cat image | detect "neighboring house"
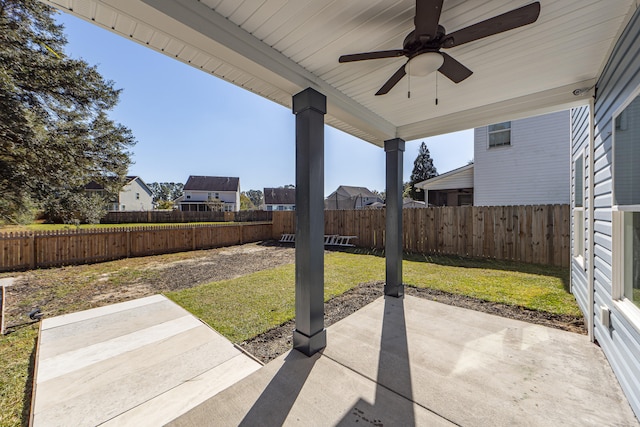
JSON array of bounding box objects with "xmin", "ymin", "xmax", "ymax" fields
[
  {"xmin": 179, "ymin": 176, "xmax": 240, "ymax": 212},
  {"xmin": 416, "ymin": 110, "xmax": 570, "ymax": 206},
  {"xmin": 324, "ymin": 186, "xmax": 383, "ymax": 210},
  {"xmin": 263, "ymin": 187, "xmax": 295, "ymax": 211},
  {"xmin": 84, "ymin": 176, "xmax": 153, "ymax": 212},
  {"xmin": 403, "ymin": 198, "xmax": 426, "ymax": 209},
  {"xmin": 570, "ymin": 11, "xmax": 640, "ymax": 418},
  {"xmin": 417, "ymin": 164, "xmax": 474, "ymax": 207}
]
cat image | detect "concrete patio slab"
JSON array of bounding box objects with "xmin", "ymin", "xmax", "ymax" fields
[
  {"xmin": 171, "ymin": 295, "xmax": 638, "ymax": 427},
  {"xmin": 31, "ymin": 295, "xmax": 261, "ymax": 427}
]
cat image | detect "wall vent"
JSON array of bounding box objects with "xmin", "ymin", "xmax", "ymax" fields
[{"xmin": 600, "ymin": 306, "xmax": 611, "ymax": 328}]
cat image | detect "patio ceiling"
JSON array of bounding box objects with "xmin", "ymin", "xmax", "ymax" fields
[{"xmin": 44, "ymin": 0, "xmax": 636, "ymax": 146}]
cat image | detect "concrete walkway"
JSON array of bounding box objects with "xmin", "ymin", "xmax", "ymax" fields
[
  {"xmin": 170, "ymin": 296, "xmax": 638, "ymax": 426},
  {"xmin": 31, "ymin": 295, "xmax": 261, "ymax": 426}
]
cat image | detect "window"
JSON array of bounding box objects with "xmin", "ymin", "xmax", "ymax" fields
[
  {"xmin": 458, "ymin": 194, "xmax": 473, "ymax": 206},
  {"xmin": 488, "ymin": 122, "xmax": 511, "ymax": 147},
  {"xmin": 573, "ymin": 154, "xmax": 585, "ymax": 261},
  {"xmin": 612, "ymin": 88, "xmax": 640, "ymax": 313}
]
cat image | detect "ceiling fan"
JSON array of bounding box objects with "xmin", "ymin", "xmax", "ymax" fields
[{"xmin": 338, "ymin": 1, "xmax": 541, "ymax": 95}]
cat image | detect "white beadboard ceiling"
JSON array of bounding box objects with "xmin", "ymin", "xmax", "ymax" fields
[{"xmin": 43, "ymin": 0, "xmax": 637, "ymax": 146}]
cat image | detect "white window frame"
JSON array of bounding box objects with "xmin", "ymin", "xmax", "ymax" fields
[
  {"xmin": 611, "ymin": 83, "xmax": 640, "ymax": 326},
  {"xmin": 573, "ymin": 152, "xmax": 585, "ymax": 266},
  {"xmin": 488, "ymin": 122, "xmax": 511, "ymax": 148}
]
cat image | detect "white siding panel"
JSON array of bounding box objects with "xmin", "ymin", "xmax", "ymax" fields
[
  {"xmin": 593, "ymin": 232, "xmax": 612, "ymax": 252},
  {"xmin": 474, "ymin": 110, "xmax": 570, "ymax": 206},
  {"xmin": 419, "ymin": 166, "xmax": 473, "ymax": 191},
  {"xmin": 586, "ymin": 6, "xmax": 640, "ymax": 417},
  {"xmin": 570, "ymin": 105, "xmax": 590, "ymax": 318}
]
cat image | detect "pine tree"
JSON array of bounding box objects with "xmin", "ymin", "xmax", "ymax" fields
[
  {"xmin": 409, "ymin": 142, "xmax": 438, "ymax": 200},
  {"xmin": 0, "ymin": 0, "xmax": 135, "ymax": 222}
]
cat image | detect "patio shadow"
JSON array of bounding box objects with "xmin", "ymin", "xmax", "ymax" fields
[
  {"xmin": 238, "ymin": 349, "xmax": 318, "ymax": 426},
  {"xmin": 337, "ymin": 295, "xmax": 417, "ymax": 426}
]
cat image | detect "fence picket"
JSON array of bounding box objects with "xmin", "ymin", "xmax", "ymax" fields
[{"xmin": 0, "ymin": 206, "xmax": 569, "ymax": 271}]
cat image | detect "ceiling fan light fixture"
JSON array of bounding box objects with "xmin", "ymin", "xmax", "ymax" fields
[{"xmin": 407, "ymin": 52, "xmax": 444, "ymax": 76}]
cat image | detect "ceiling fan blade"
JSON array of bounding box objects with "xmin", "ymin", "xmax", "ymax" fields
[
  {"xmin": 444, "ymin": 2, "xmax": 541, "ymax": 48},
  {"xmin": 415, "ymin": 0, "xmax": 444, "ymax": 40},
  {"xmin": 438, "ymin": 52, "xmax": 473, "ymax": 83},
  {"xmin": 339, "ymin": 50, "xmax": 405, "ymax": 63},
  {"xmin": 375, "ymin": 64, "xmax": 407, "ymax": 95}
]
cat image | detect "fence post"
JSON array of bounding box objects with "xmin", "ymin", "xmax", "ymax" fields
[
  {"xmin": 191, "ymin": 227, "xmax": 196, "ymax": 251},
  {"xmin": 239, "ymin": 223, "xmax": 243, "ymax": 245}
]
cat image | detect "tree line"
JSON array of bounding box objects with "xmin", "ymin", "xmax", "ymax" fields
[{"xmin": 1, "ymin": 0, "xmax": 134, "ymax": 224}]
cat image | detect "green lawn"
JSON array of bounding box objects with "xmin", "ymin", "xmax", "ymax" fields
[
  {"xmin": 0, "ymin": 326, "xmax": 38, "ymax": 427},
  {"xmin": 0, "ymin": 249, "xmax": 577, "ymax": 427},
  {"xmin": 167, "ymin": 251, "xmax": 576, "ymax": 343}
]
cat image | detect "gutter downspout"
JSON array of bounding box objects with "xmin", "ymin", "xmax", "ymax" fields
[{"xmin": 588, "ymin": 97, "xmax": 596, "ymax": 342}]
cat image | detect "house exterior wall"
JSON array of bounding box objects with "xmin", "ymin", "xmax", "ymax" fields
[
  {"xmin": 420, "ymin": 166, "xmax": 474, "ymax": 192},
  {"xmin": 474, "ymin": 110, "xmax": 570, "ymax": 206},
  {"xmin": 118, "ymin": 179, "xmax": 153, "ymax": 211},
  {"xmin": 182, "ymin": 190, "xmax": 240, "ymax": 211},
  {"xmin": 419, "ymin": 165, "xmax": 474, "ymax": 206},
  {"xmin": 265, "ymin": 204, "xmax": 295, "ymax": 211},
  {"xmin": 570, "ymin": 105, "xmax": 590, "ymax": 326},
  {"xmin": 572, "ymin": 7, "xmax": 640, "ymax": 418}
]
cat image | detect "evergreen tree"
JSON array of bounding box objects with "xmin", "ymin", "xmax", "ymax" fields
[
  {"xmin": 245, "ymin": 189, "xmax": 263, "ymax": 208},
  {"xmin": 409, "ymin": 142, "xmax": 437, "ymax": 200},
  {"xmin": 239, "ymin": 193, "xmax": 256, "ymax": 210},
  {"xmin": 148, "ymin": 182, "xmax": 184, "ymax": 205},
  {"xmin": 0, "ymin": 0, "xmax": 135, "ymax": 222}
]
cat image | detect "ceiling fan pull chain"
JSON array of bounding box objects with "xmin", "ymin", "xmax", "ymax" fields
[
  {"xmin": 408, "ymin": 62, "xmax": 411, "ymax": 98},
  {"xmin": 435, "ymin": 72, "xmax": 439, "ymax": 105}
]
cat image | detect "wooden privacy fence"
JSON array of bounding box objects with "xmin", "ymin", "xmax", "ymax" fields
[
  {"xmin": 0, "ymin": 222, "xmax": 272, "ymax": 272},
  {"xmin": 101, "ymin": 210, "xmax": 273, "ymax": 224},
  {"xmin": 273, "ymin": 204, "xmax": 570, "ymax": 267}
]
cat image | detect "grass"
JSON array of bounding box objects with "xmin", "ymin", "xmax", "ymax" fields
[
  {"xmin": 0, "ymin": 326, "xmax": 38, "ymax": 427},
  {"xmin": 0, "ymin": 222, "xmax": 231, "ymax": 233},
  {"xmin": 167, "ymin": 251, "xmax": 386, "ymax": 342},
  {"xmin": 167, "ymin": 250, "xmax": 577, "ymax": 343},
  {"xmin": 0, "ymin": 248, "xmax": 578, "ymax": 427}
]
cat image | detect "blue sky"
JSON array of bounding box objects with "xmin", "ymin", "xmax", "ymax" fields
[{"xmin": 55, "ymin": 12, "xmax": 474, "ymax": 196}]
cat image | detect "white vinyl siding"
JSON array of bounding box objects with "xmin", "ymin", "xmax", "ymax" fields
[
  {"xmin": 474, "ymin": 110, "xmax": 570, "ymax": 206},
  {"xmin": 418, "ymin": 165, "xmax": 473, "ymax": 192},
  {"xmin": 570, "ymin": 105, "xmax": 591, "ymax": 320},
  {"xmin": 612, "ymin": 87, "xmax": 640, "ymax": 312},
  {"xmin": 574, "ymin": 154, "xmax": 585, "ymax": 261},
  {"xmin": 575, "ymin": 6, "xmax": 640, "ymax": 418},
  {"xmin": 117, "ymin": 178, "xmax": 153, "ymax": 211}
]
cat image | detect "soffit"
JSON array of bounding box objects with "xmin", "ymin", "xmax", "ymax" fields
[{"xmin": 44, "ymin": 0, "xmax": 637, "ymax": 146}]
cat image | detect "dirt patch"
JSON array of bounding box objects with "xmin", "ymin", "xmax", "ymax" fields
[{"xmin": 3, "ymin": 241, "xmax": 295, "ymax": 326}]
